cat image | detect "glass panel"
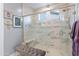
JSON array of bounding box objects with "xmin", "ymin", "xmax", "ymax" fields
[
  {"xmin": 23, "ymin": 16, "xmax": 32, "ymax": 41},
  {"xmin": 23, "ymin": 5, "xmax": 75, "ymax": 56}
]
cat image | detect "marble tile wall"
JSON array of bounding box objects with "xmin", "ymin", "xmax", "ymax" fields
[{"xmin": 24, "ymin": 20, "xmax": 72, "ymax": 55}]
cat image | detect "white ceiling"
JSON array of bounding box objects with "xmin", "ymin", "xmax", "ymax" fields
[
  {"xmin": 4, "ymin": 3, "xmax": 73, "ymax": 10},
  {"xmin": 4, "ymin": 3, "xmax": 53, "ymax": 10},
  {"xmin": 24, "ymin": 3, "xmax": 52, "ymax": 9},
  {"xmin": 24, "ymin": 3, "xmax": 73, "ymax": 10},
  {"xmin": 4, "ymin": 3, "xmax": 74, "ymax": 10}
]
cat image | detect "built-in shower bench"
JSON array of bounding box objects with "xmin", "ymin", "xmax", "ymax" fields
[{"xmin": 16, "ymin": 42, "xmax": 46, "ymax": 56}]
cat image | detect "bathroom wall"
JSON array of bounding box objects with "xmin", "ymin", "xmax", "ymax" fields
[
  {"xmin": 0, "ymin": 3, "xmax": 4, "ymax": 56},
  {"xmin": 4, "ymin": 3, "xmax": 33, "ymax": 56},
  {"xmin": 4, "ymin": 3, "xmax": 23, "ymax": 56}
]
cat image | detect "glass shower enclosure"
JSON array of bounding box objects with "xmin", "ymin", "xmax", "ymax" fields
[{"xmin": 23, "ymin": 4, "xmax": 76, "ymax": 56}]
